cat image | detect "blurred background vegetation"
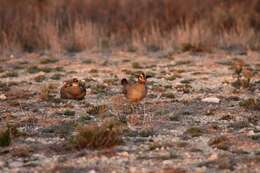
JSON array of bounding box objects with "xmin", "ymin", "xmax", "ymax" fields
[{"xmin": 0, "ymin": 0, "xmax": 259, "ymax": 53}]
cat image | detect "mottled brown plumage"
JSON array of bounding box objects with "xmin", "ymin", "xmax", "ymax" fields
[
  {"xmin": 121, "ymin": 73, "xmax": 151, "ymax": 103},
  {"xmin": 60, "ymin": 78, "xmax": 86, "ymax": 100},
  {"xmin": 233, "ymin": 59, "xmax": 245, "ymax": 76},
  {"xmin": 242, "ymin": 67, "xmax": 253, "ymax": 81}
]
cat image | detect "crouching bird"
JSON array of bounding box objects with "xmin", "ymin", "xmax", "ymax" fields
[
  {"xmin": 60, "ymin": 78, "xmax": 86, "ymax": 100},
  {"xmin": 121, "ymin": 73, "xmax": 151, "ymax": 103}
]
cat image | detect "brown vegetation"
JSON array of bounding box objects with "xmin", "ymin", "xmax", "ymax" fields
[
  {"xmin": 0, "ymin": 0, "xmax": 259, "ymax": 53},
  {"xmin": 72, "ymin": 118, "xmax": 126, "ymax": 149}
]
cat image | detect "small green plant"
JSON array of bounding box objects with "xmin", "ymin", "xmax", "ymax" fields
[
  {"xmin": 54, "ymin": 67, "xmax": 65, "ymax": 72},
  {"xmin": 184, "ymin": 127, "xmax": 204, "ymax": 137},
  {"xmin": 27, "ymin": 66, "xmax": 41, "ymax": 74},
  {"xmin": 50, "ymin": 73, "xmax": 63, "ymax": 80},
  {"xmin": 41, "ymin": 67, "xmax": 53, "ymax": 73},
  {"xmin": 0, "ymin": 127, "xmax": 11, "ymax": 147},
  {"xmin": 64, "ymin": 109, "xmax": 76, "ymax": 116},
  {"xmin": 132, "ymin": 62, "xmax": 142, "ymax": 69},
  {"xmin": 40, "ymin": 58, "xmax": 58, "ymax": 64}
]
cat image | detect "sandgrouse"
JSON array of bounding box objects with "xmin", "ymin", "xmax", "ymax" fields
[
  {"xmin": 60, "ymin": 78, "xmax": 86, "ymax": 100},
  {"xmin": 121, "ymin": 73, "xmax": 151, "ymax": 103}
]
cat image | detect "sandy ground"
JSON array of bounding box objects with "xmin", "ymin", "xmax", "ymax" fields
[{"xmin": 0, "ymin": 50, "xmax": 259, "ymax": 173}]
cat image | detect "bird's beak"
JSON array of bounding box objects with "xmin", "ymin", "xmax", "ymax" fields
[{"xmin": 146, "ymin": 75, "xmax": 152, "ymax": 79}]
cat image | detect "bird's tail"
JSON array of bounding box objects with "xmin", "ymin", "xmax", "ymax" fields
[{"xmin": 121, "ymin": 78, "xmax": 128, "ymax": 86}]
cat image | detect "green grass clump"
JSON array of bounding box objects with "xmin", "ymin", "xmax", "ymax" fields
[
  {"xmin": 184, "ymin": 127, "xmax": 204, "ymax": 137},
  {"xmin": 50, "ymin": 73, "xmax": 63, "ymax": 80},
  {"xmin": 132, "ymin": 62, "xmax": 142, "ymax": 69},
  {"xmin": 64, "ymin": 109, "xmax": 76, "ymax": 116},
  {"xmin": 54, "ymin": 67, "xmax": 65, "ymax": 72},
  {"xmin": 0, "ymin": 81, "xmax": 10, "ymax": 91},
  {"xmin": 27, "ymin": 66, "xmax": 41, "ymax": 74},
  {"xmin": 0, "ymin": 127, "xmax": 11, "ymax": 147},
  {"xmin": 40, "ymin": 67, "xmax": 53, "ymax": 73},
  {"xmin": 40, "ymin": 58, "xmax": 58, "ymax": 64}
]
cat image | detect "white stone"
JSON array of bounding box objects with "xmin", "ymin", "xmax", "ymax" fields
[
  {"xmin": 208, "ymin": 153, "xmax": 218, "ymax": 161},
  {"xmin": 0, "ymin": 94, "xmax": 7, "ymax": 100},
  {"xmin": 9, "ymin": 161, "xmax": 23, "ymax": 168},
  {"xmin": 202, "ymin": 97, "xmax": 220, "ymax": 103},
  {"xmin": 88, "ymin": 170, "xmax": 96, "ymax": 173}
]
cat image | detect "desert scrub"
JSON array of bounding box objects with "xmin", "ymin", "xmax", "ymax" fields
[
  {"xmin": 50, "ymin": 73, "xmax": 63, "ymax": 80},
  {"xmin": 39, "ymin": 83, "xmax": 57, "ymax": 100},
  {"xmin": 0, "ymin": 81, "xmax": 10, "ymax": 91},
  {"xmin": 34, "ymin": 75, "xmax": 46, "ymax": 82},
  {"xmin": 0, "ymin": 127, "xmax": 11, "ymax": 147},
  {"xmin": 40, "ymin": 58, "xmax": 58, "ymax": 64},
  {"xmin": 239, "ymin": 98, "xmax": 260, "ymax": 110},
  {"xmin": 86, "ymin": 104, "xmax": 109, "ymax": 115},
  {"xmin": 90, "ymin": 84, "xmax": 107, "ymax": 94},
  {"xmin": 27, "ymin": 66, "xmax": 41, "ymax": 74},
  {"xmin": 208, "ymin": 136, "xmax": 231, "ymax": 150},
  {"xmin": 72, "ymin": 118, "xmax": 126, "ymax": 149},
  {"xmin": 184, "ymin": 127, "xmax": 205, "ymax": 137},
  {"xmin": 132, "ymin": 62, "xmax": 142, "ymax": 69},
  {"xmin": 1, "ymin": 71, "xmax": 18, "ymax": 78},
  {"xmin": 63, "ymin": 109, "xmax": 76, "ymax": 116}
]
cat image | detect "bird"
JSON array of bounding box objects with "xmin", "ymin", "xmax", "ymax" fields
[
  {"xmin": 232, "ymin": 59, "xmax": 245, "ymax": 78},
  {"xmin": 121, "ymin": 73, "xmax": 151, "ymax": 103},
  {"xmin": 60, "ymin": 78, "xmax": 86, "ymax": 100},
  {"xmin": 242, "ymin": 67, "xmax": 254, "ymax": 87},
  {"xmin": 242, "ymin": 67, "xmax": 253, "ymax": 82}
]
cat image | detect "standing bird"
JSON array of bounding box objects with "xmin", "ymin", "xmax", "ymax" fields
[
  {"xmin": 232, "ymin": 59, "xmax": 245, "ymax": 79},
  {"xmin": 60, "ymin": 78, "xmax": 86, "ymax": 100},
  {"xmin": 121, "ymin": 73, "xmax": 151, "ymax": 103},
  {"xmin": 242, "ymin": 67, "xmax": 254, "ymax": 87}
]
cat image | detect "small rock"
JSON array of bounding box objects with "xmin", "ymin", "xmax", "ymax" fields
[
  {"xmin": 88, "ymin": 170, "xmax": 96, "ymax": 173},
  {"xmin": 0, "ymin": 94, "xmax": 6, "ymax": 100},
  {"xmin": 202, "ymin": 97, "xmax": 220, "ymax": 103},
  {"xmin": 208, "ymin": 153, "xmax": 218, "ymax": 161},
  {"xmin": 0, "ymin": 160, "xmax": 5, "ymax": 167},
  {"xmin": 9, "ymin": 161, "xmax": 23, "ymax": 168}
]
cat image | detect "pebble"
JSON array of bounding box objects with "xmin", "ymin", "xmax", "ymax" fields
[
  {"xmin": 0, "ymin": 94, "xmax": 7, "ymax": 100},
  {"xmin": 0, "ymin": 161, "xmax": 5, "ymax": 167},
  {"xmin": 88, "ymin": 170, "xmax": 96, "ymax": 173},
  {"xmin": 9, "ymin": 161, "xmax": 23, "ymax": 168},
  {"xmin": 202, "ymin": 97, "xmax": 220, "ymax": 103}
]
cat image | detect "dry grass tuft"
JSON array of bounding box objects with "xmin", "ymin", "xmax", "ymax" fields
[
  {"xmin": 72, "ymin": 118, "xmax": 126, "ymax": 149},
  {"xmin": 39, "ymin": 83, "xmax": 57, "ymax": 101},
  {"xmin": 0, "ymin": 0, "xmax": 259, "ymax": 53},
  {"xmin": 0, "ymin": 126, "xmax": 11, "ymax": 147}
]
